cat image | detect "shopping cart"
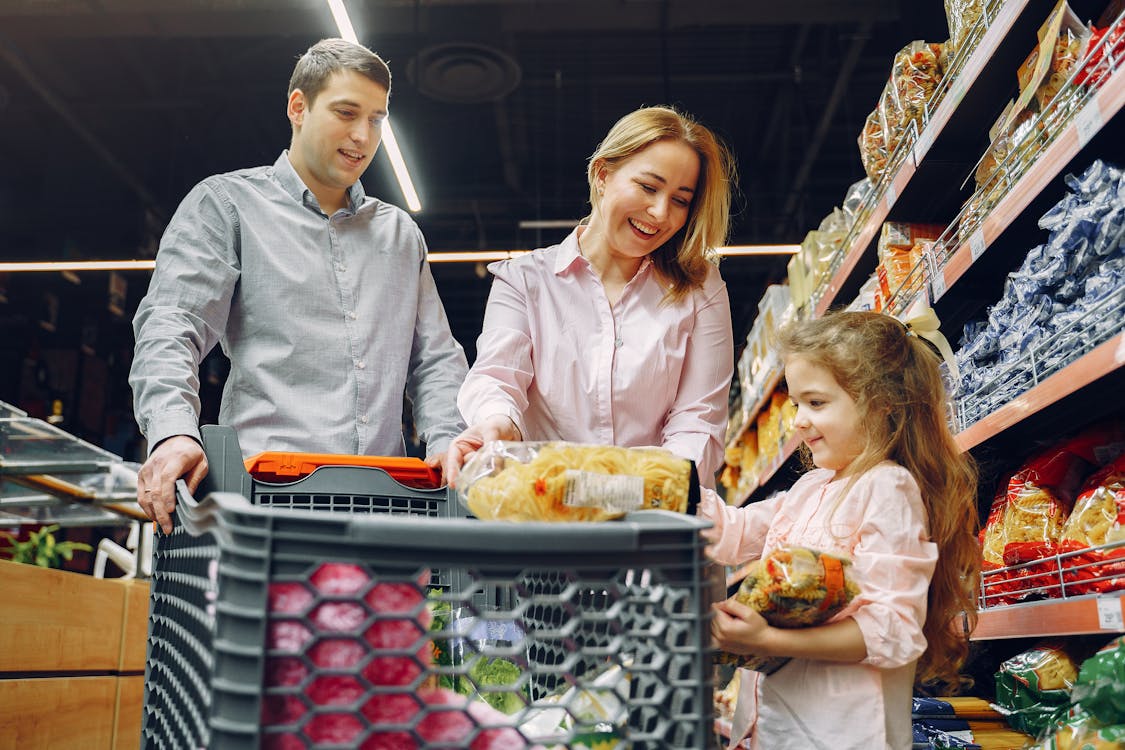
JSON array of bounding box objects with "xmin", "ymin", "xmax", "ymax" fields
[{"xmin": 142, "ymin": 425, "xmax": 716, "ymax": 749}]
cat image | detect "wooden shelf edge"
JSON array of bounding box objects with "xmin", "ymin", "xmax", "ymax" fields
[
  {"xmin": 972, "ymin": 593, "xmax": 1125, "ymax": 640},
  {"xmin": 955, "ymin": 331, "xmax": 1125, "ymax": 451},
  {"xmin": 939, "ymin": 65, "xmax": 1125, "ymax": 295}
]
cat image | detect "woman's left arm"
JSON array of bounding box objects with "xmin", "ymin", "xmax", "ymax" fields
[{"xmin": 660, "ymin": 279, "xmax": 734, "ymax": 484}]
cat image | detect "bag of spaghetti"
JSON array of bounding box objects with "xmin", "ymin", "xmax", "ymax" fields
[
  {"xmin": 716, "ymin": 547, "xmax": 860, "ymax": 674},
  {"xmin": 457, "ymin": 441, "xmax": 697, "ymax": 522}
]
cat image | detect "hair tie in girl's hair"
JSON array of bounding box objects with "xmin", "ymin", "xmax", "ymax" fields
[{"xmin": 898, "ymin": 305, "xmax": 960, "ymax": 381}]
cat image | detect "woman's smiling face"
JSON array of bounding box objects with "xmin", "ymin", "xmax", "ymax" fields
[{"xmin": 590, "ymin": 138, "xmax": 699, "ymax": 263}]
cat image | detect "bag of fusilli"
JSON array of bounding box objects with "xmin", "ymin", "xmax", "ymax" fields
[{"xmin": 717, "ymin": 547, "xmax": 860, "ymax": 674}]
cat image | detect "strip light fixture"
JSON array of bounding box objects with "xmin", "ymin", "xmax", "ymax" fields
[
  {"xmin": 0, "ymin": 245, "xmax": 798, "ymax": 272},
  {"xmin": 325, "ymin": 0, "xmax": 422, "ymax": 212}
]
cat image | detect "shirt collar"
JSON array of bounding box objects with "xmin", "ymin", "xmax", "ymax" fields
[
  {"xmin": 273, "ymin": 150, "xmax": 366, "ymax": 214},
  {"xmin": 554, "ymin": 225, "xmax": 655, "ymax": 279}
]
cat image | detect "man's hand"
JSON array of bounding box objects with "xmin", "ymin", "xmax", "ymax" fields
[
  {"xmin": 137, "ymin": 435, "xmax": 208, "ymax": 535},
  {"xmin": 442, "ymin": 414, "xmax": 522, "ymax": 487}
]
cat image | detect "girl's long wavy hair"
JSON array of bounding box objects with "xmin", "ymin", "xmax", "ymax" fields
[
  {"xmin": 779, "ymin": 311, "xmax": 979, "ymax": 689},
  {"xmin": 585, "ymin": 106, "xmax": 735, "ymax": 303}
]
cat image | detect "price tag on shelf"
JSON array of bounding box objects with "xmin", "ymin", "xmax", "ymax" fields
[
  {"xmin": 1097, "ymin": 596, "xmax": 1124, "ymax": 630},
  {"xmin": 931, "ymin": 272, "xmax": 947, "ymax": 303},
  {"xmin": 969, "ymin": 227, "xmax": 987, "ymax": 262},
  {"xmin": 1076, "ymin": 99, "xmax": 1103, "ymax": 151},
  {"xmin": 885, "ymin": 183, "xmax": 897, "ymax": 210}
]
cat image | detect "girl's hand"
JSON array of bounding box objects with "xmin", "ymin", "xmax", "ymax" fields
[{"xmin": 711, "ymin": 597, "xmax": 773, "ymax": 656}]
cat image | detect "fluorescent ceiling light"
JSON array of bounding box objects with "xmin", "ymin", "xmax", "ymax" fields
[
  {"xmin": 518, "ymin": 220, "xmax": 580, "ymax": 229},
  {"xmin": 0, "ymin": 260, "xmax": 156, "ymax": 272},
  {"xmin": 325, "ymin": 0, "xmax": 422, "ymax": 213},
  {"xmin": 427, "ymin": 250, "xmax": 530, "ymax": 263},
  {"xmin": 718, "ymin": 245, "xmax": 800, "ymax": 256}
]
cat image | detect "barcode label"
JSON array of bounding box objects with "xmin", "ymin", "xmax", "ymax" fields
[
  {"xmin": 1076, "ymin": 100, "xmax": 1103, "ymax": 150},
  {"xmin": 1097, "ymin": 596, "xmax": 1124, "ymax": 630},
  {"xmin": 969, "ymin": 227, "xmax": 986, "ymax": 262},
  {"xmin": 563, "ymin": 470, "xmax": 644, "ymax": 513}
]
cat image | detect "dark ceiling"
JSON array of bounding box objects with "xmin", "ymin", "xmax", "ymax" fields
[{"xmin": 0, "ymin": 0, "xmax": 951, "ymax": 435}]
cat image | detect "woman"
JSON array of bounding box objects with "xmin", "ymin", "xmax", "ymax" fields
[{"xmin": 445, "ymin": 105, "xmax": 736, "ymax": 488}]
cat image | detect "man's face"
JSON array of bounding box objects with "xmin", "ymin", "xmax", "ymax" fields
[{"xmin": 287, "ymin": 70, "xmax": 388, "ymax": 203}]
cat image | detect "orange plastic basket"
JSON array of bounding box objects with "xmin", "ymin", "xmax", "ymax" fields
[{"xmin": 243, "ymin": 451, "xmax": 442, "ymax": 489}]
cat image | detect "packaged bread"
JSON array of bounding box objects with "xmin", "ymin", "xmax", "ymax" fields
[
  {"xmin": 716, "ymin": 547, "xmax": 860, "ymax": 673},
  {"xmin": 457, "ymin": 441, "xmax": 696, "ymax": 522}
]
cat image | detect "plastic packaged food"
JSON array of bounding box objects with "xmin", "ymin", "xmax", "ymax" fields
[
  {"xmin": 456, "ymin": 441, "xmax": 696, "ymax": 522},
  {"xmin": 716, "ymin": 547, "xmax": 860, "ymax": 673},
  {"xmin": 1071, "ymin": 636, "xmax": 1125, "ymax": 726},
  {"xmin": 892, "ymin": 41, "xmax": 946, "ymax": 127},
  {"xmin": 944, "ymin": 0, "xmax": 987, "ymax": 54},
  {"xmin": 994, "ymin": 643, "xmax": 1079, "ymax": 736},
  {"xmin": 858, "ymin": 108, "xmax": 889, "ymax": 181}
]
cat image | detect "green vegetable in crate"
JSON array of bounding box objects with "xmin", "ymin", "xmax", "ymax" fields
[
  {"xmin": 466, "ymin": 655, "xmax": 528, "ymax": 715},
  {"xmin": 717, "ymin": 547, "xmax": 860, "ymax": 673}
]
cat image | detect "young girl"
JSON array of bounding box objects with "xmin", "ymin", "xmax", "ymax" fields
[{"xmin": 702, "ymin": 311, "xmax": 979, "ymax": 750}]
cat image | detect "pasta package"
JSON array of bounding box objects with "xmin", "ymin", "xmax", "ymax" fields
[
  {"xmin": 994, "ymin": 643, "xmax": 1079, "ymax": 736},
  {"xmin": 892, "ymin": 41, "xmax": 946, "ymax": 127},
  {"xmin": 716, "ymin": 547, "xmax": 860, "ymax": 673},
  {"xmin": 457, "ymin": 441, "xmax": 697, "ymax": 522},
  {"xmin": 1072, "ymin": 636, "xmax": 1125, "ymax": 726}
]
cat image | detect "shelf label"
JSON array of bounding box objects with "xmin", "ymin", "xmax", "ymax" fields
[
  {"xmin": 1098, "ymin": 596, "xmax": 1124, "ymax": 630},
  {"xmin": 885, "ymin": 183, "xmax": 897, "ymax": 210},
  {"xmin": 913, "ymin": 127, "xmax": 934, "ymax": 165},
  {"xmin": 931, "ymin": 272, "xmax": 947, "ymax": 302},
  {"xmin": 969, "ymin": 227, "xmax": 987, "ymax": 262},
  {"xmin": 1076, "ymin": 99, "xmax": 1103, "ymax": 151}
]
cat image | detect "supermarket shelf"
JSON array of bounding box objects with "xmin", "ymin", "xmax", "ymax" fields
[
  {"xmin": 932, "ymin": 64, "xmax": 1125, "ymax": 302},
  {"xmin": 972, "ymin": 593, "xmax": 1125, "ymax": 640},
  {"xmin": 725, "ymin": 369, "xmax": 783, "ymax": 452},
  {"xmin": 729, "ymin": 433, "xmax": 803, "ymax": 507},
  {"xmin": 955, "ymin": 331, "xmax": 1125, "ymax": 451},
  {"xmin": 812, "ymin": 0, "xmax": 1060, "ymax": 316}
]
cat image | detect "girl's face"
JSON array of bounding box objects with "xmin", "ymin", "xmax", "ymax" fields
[
  {"xmin": 590, "ymin": 139, "xmax": 700, "ymax": 262},
  {"xmin": 784, "ymin": 354, "xmax": 867, "ymax": 476}
]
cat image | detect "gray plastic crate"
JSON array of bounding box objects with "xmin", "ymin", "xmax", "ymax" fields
[{"xmin": 142, "ymin": 466, "xmax": 715, "ymax": 748}]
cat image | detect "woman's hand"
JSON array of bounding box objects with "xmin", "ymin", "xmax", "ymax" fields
[
  {"xmin": 442, "ymin": 414, "xmax": 522, "ymax": 487},
  {"xmin": 711, "ymin": 597, "xmax": 773, "ymax": 656}
]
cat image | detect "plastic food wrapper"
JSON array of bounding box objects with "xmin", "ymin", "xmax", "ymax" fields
[
  {"xmin": 859, "ymin": 108, "xmax": 890, "ymax": 181},
  {"xmin": 993, "ymin": 643, "xmax": 1079, "ymax": 737},
  {"xmin": 518, "ymin": 663, "xmax": 629, "ymax": 747},
  {"xmin": 457, "ymin": 441, "xmax": 698, "ymax": 522},
  {"xmin": 892, "ymin": 41, "xmax": 946, "ymax": 127},
  {"xmin": 1076, "ymin": 16, "xmax": 1125, "ymax": 89},
  {"xmin": 944, "ymin": 0, "xmax": 986, "ymax": 54},
  {"xmin": 716, "ymin": 547, "xmax": 860, "ymax": 674},
  {"xmin": 1071, "ymin": 636, "xmax": 1125, "ymax": 726},
  {"xmin": 877, "ymin": 222, "xmax": 944, "ymax": 303}
]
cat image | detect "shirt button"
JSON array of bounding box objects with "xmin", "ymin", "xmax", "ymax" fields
[
  {"xmin": 360, "ymin": 415, "xmax": 369, "ymax": 424},
  {"xmin": 349, "ymin": 312, "xmax": 357, "ymax": 320},
  {"xmin": 339, "ymin": 265, "xmax": 347, "ymax": 272},
  {"xmin": 615, "ymin": 338, "xmax": 623, "ymax": 348},
  {"xmin": 357, "ymin": 361, "xmax": 366, "ymax": 369}
]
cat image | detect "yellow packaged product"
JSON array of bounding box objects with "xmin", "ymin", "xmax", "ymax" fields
[{"xmin": 457, "ymin": 441, "xmax": 695, "ymax": 522}]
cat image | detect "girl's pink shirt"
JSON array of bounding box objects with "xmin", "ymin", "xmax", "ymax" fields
[
  {"xmin": 701, "ymin": 461, "xmax": 938, "ymax": 750},
  {"xmin": 457, "ymin": 229, "xmax": 734, "ymax": 484}
]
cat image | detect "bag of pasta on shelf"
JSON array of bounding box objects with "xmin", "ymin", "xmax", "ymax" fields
[
  {"xmin": 892, "ymin": 40, "xmax": 946, "ymax": 128},
  {"xmin": 1071, "ymin": 636, "xmax": 1125, "ymax": 727},
  {"xmin": 456, "ymin": 441, "xmax": 698, "ymax": 522},
  {"xmin": 716, "ymin": 547, "xmax": 860, "ymax": 674},
  {"xmin": 944, "ymin": 0, "xmax": 986, "ymax": 55},
  {"xmin": 1059, "ymin": 455, "xmax": 1125, "ymax": 594},
  {"xmin": 993, "ymin": 643, "xmax": 1079, "ymax": 737}
]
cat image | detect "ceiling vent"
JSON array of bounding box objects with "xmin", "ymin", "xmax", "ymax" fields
[{"xmin": 409, "ymin": 42, "xmax": 521, "ymax": 104}]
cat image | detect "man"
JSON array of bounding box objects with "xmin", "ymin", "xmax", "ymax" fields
[{"xmin": 130, "ymin": 39, "xmax": 468, "ymax": 533}]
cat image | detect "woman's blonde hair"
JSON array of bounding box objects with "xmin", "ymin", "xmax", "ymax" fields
[
  {"xmin": 586, "ymin": 106, "xmax": 735, "ymax": 302},
  {"xmin": 779, "ymin": 311, "xmax": 979, "ymax": 689}
]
